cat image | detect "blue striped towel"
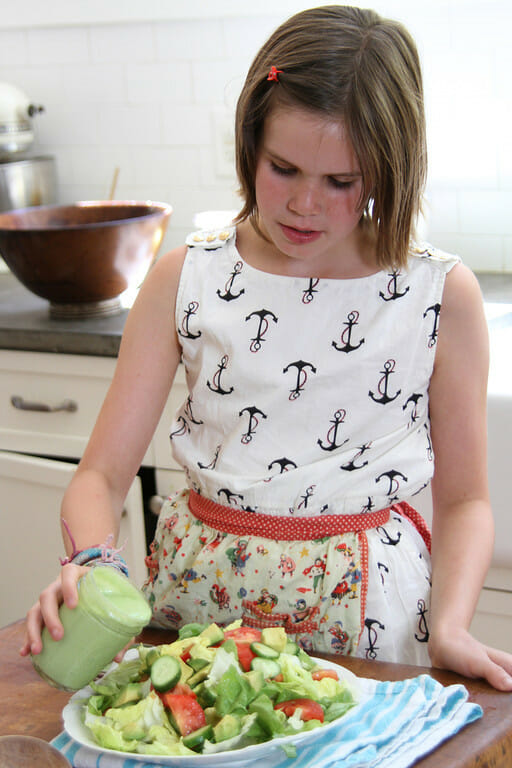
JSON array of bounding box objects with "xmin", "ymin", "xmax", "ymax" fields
[{"xmin": 52, "ymin": 673, "xmax": 482, "ymax": 768}]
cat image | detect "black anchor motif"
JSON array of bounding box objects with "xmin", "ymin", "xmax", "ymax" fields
[
  {"xmin": 264, "ymin": 457, "xmax": 298, "ymax": 483},
  {"xmin": 178, "ymin": 300, "xmax": 202, "ymax": 339},
  {"xmin": 216, "ymin": 260, "xmax": 245, "ymax": 302},
  {"xmin": 376, "ymin": 526, "xmax": 402, "ymax": 545},
  {"xmin": 369, "ymin": 359, "xmax": 401, "ymax": 404},
  {"xmin": 297, "ymin": 485, "xmax": 316, "ymax": 509},
  {"xmin": 239, "ymin": 405, "xmax": 267, "ymax": 444},
  {"xmin": 317, "ymin": 409, "xmax": 349, "ymax": 452},
  {"xmin": 361, "ymin": 496, "xmax": 375, "ymax": 513},
  {"xmin": 184, "ymin": 395, "xmax": 203, "ymax": 425},
  {"xmin": 332, "ymin": 310, "xmax": 365, "ymax": 353},
  {"xmin": 198, "ymin": 444, "xmax": 221, "ymax": 470},
  {"xmin": 302, "ymin": 278, "xmax": 320, "ymax": 304},
  {"xmin": 207, "ymin": 354, "xmax": 234, "ymax": 395},
  {"xmin": 379, "ymin": 271, "xmax": 410, "ymax": 301},
  {"xmin": 364, "ymin": 618, "xmax": 385, "ymax": 660},
  {"xmin": 217, "ymin": 488, "xmax": 244, "ymax": 506},
  {"xmin": 245, "ymin": 309, "xmax": 278, "ymax": 352},
  {"xmin": 268, "ymin": 457, "xmax": 298, "ymax": 474},
  {"xmin": 283, "ymin": 360, "xmax": 317, "ymax": 400},
  {"xmin": 377, "ymin": 562, "xmax": 389, "ymax": 585},
  {"xmin": 169, "ymin": 415, "xmax": 190, "ymax": 440},
  {"xmin": 376, "ymin": 469, "xmax": 408, "ymax": 498},
  {"xmin": 340, "ymin": 442, "xmax": 372, "ymax": 472},
  {"xmin": 423, "ymin": 303, "xmax": 441, "ymax": 347},
  {"xmin": 415, "ymin": 598, "xmax": 430, "ymax": 643},
  {"xmin": 402, "ymin": 392, "xmax": 423, "ymax": 425}
]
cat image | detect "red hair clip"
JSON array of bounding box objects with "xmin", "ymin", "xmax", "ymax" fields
[{"xmin": 267, "ymin": 65, "xmax": 283, "ymax": 82}]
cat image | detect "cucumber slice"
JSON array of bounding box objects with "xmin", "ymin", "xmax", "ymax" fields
[
  {"xmin": 250, "ymin": 641, "xmax": 280, "ymax": 660},
  {"xmin": 283, "ymin": 640, "xmax": 300, "ymax": 655},
  {"xmin": 150, "ymin": 654, "xmax": 181, "ymax": 692},
  {"xmin": 250, "ymin": 657, "xmax": 281, "ymax": 679},
  {"xmin": 182, "ymin": 723, "xmax": 214, "ymax": 751}
]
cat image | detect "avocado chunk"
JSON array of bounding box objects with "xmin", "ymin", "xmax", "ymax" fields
[
  {"xmin": 199, "ymin": 623, "xmax": 225, "ymax": 647},
  {"xmin": 213, "ymin": 713, "xmax": 242, "ymax": 743},
  {"xmin": 112, "ymin": 683, "xmax": 144, "ymax": 708},
  {"xmin": 261, "ymin": 627, "xmax": 288, "ymax": 653}
]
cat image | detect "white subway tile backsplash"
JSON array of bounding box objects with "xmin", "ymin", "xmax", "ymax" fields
[
  {"xmin": 124, "ymin": 62, "xmax": 194, "ymax": 105},
  {"xmin": 459, "ymin": 189, "xmax": 512, "ymax": 236},
  {"xmin": 191, "ymin": 59, "xmax": 244, "ymax": 108},
  {"xmin": 431, "ymin": 234, "xmax": 504, "ymax": 273},
  {"xmin": 155, "ymin": 19, "xmax": 226, "ymax": 61},
  {"xmin": 26, "ymin": 26, "xmax": 90, "ymax": 65},
  {"xmin": 0, "ymin": 29, "xmax": 28, "ymax": 67},
  {"xmin": 423, "ymin": 187, "xmax": 459, "ymax": 235},
  {"xmin": 161, "ymin": 104, "xmax": 213, "ymax": 146},
  {"xmin": 90, "ymin": 23, "xmax": 156, "ymax": 63},
  {"xmin": 61, "ymin": 64, "xmax": 126, "ymax": 103},
  {"xmin": 132, "ymin": 146, "xmax": 201, "ymax": 187},
  {"xmin": 34, "ymin": 107, "xmax": 99, "ymax": 146},
  {"xmin": 96, "ymin": 103, "xmax": 163, "ymax": 146}
]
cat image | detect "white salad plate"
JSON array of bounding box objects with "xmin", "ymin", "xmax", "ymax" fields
[{"xmin": 62, "ymin": 650, "xmax": 362, "ymax": 767}]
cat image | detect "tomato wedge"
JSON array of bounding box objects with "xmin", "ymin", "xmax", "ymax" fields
[
  {"xmin": 222, "ymin": 627, "xmax": 262, "ymax": 672},
  {"xmin": 274, "ymin": 698, "xmax": 324, "ymax": 722},
  {"xmin": 311, "ymin": 668, "xmax": 339, "ymax": 681},
  {"xmin": 160, "ymin": 692, "xmax": 206, "ymax": 736}
]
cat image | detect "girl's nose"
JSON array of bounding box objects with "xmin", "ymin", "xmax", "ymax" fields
[{"xmin": 287, "ymin": 180, "xmax": 320, "ymax": 216}]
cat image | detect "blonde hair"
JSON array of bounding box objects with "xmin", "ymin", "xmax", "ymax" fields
[{"xmin": 234, "ymin": 5, "xmax": 427, "ymax": 270}]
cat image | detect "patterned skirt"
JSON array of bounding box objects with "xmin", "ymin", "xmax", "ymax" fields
[{"xmin": 142, "ymin": 488, "xmax": 432, "ymax": 666}]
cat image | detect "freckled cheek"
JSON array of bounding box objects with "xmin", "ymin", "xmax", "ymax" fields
[
  {"xmin": 255, "ymin": 172, "xmax": 287, "ymax": 210},
  {"xmin": 326, "ymin": 190, "xmax": 364, "ymax": 223}
]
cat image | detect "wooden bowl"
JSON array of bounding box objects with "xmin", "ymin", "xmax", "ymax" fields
[{"xmin": 0, "ymin": 200, "xmax": 172, "ymax": 314}]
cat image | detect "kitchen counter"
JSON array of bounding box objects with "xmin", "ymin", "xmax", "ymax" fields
[
  {"xmin": 2, "ymin": 620, "xmax": 512, "ymax": 767},
  {"xmin": 0, "ymin": 273, "xmax": 128, "ymax": 357}
]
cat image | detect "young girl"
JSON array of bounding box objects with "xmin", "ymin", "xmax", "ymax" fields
[{"xmin": 22, "ymin": 5, "xmax": 512, "ymax": 691}]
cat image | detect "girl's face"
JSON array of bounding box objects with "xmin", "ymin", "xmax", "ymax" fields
[{"xmin": 254, "ymin": 105, "xmax": 369, "ymax": 277}]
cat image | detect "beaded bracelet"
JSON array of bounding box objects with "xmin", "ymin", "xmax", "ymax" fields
[{"xmin": 60, "ymin": 521, "xmax": 129, "ymax": 578}]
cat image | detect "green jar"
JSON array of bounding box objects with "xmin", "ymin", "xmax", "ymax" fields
[{"xmin": 32, "ymin": 567, "xmax": 152, "ymax": 691}]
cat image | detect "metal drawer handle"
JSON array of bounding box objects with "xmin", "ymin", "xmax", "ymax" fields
[{"xmin": 10, "ymin": 395, "xmax": 78, "ymax": 413}]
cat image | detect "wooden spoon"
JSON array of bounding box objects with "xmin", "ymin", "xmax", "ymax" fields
[{"xmin": 0, "ymin": 735, "xmax": 71, "ymax": 767}]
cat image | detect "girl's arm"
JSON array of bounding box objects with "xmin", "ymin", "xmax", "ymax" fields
[
  {"xmin": 22, "ymin": 244, "xmax": 187, "ymax": 655},
  {"xmin": 428, "ymin": 261, "xmax": 512, "ymax": 690}
]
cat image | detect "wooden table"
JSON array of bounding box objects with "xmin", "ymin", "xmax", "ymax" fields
[{"xmin": 2, "ymin": 620, "xmax": 512, "ymax": 767}]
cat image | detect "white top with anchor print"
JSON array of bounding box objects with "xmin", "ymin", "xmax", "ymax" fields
[{"xmin": 169, "ymin": 227, "xmax": 460, "ymax": 518}]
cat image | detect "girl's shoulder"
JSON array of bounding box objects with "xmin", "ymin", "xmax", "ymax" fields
[{"xmin": 408, "ymin": 242, "xmax": 461, "ymax": 273}]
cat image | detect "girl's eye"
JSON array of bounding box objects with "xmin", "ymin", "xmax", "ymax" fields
[
  {"xmin": 270, "ymin": 161, "xmax": 295, "ymax": 176},
  {"xmin": 329, "ymin": 178, "xmax": 354, "ymax": 190}
]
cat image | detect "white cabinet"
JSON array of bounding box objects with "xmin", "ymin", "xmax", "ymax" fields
[
  {"xmin": 0, "ymin": 349, "xmax": 186, "ymax": 626},
  {"xmin": 0, "ymin": 451, "xmax": 145, "ymax": 624}
]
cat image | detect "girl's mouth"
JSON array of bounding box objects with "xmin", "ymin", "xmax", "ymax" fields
[{"xmin": 280, "ymin": 223, "xmax": 322, "ymax": 245}]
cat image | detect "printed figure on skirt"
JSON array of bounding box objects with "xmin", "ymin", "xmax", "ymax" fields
[{"xmin": 22, "ymin": 6, "xmax": 512, "ymax": 691}]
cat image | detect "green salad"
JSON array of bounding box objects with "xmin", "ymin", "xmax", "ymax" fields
[{"xmin": 81, "ymin": 621, "xmax": 356, "ymax": 758}]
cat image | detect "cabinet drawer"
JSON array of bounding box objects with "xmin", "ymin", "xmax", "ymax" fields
[{"xmin": 0, "ymin": 350, "xmax": 117, "ymax": 459}]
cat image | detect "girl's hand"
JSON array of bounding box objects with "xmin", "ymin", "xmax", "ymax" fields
[
  {"xmin": 19, "ymin": 563, "xmax": 89, "ymax": 657},
  {"xmin": 429, "ymin": 626, "xmax": 512, "ymax": 691}
]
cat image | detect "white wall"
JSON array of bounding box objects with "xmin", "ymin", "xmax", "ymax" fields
[{"xmin": 1, "ymin": 0, "xmax": 510, "ymax": 271}]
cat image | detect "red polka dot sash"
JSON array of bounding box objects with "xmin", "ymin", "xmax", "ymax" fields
[{"xmin": 188, "ymin": 489, "xmax": 392, "ymax": 541}]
